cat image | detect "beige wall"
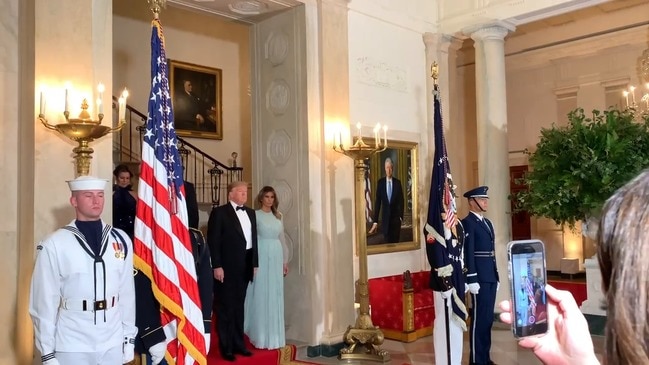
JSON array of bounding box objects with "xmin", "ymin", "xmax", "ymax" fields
[
  {"xmin": 113, "ymin": 0, "xmax": 251, "ymax": 186},
  {"xmin": 347, "ymin": 8, "xmax": 433, "ymax": 278}
]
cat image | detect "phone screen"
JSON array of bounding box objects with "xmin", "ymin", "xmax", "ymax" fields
[{"xmin": 508, "ymin": 240, "xmax": 548, "ymax": 338}]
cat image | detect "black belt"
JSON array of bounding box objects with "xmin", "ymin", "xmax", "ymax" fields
[{"xmin": 475, "ymin": 250, "xmax": 495, "ymax": 257}]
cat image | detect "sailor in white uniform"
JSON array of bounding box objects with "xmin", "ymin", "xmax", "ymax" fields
[{"xmin": 29, "ymin": 176, "xmax": 137, "ymax": 365}]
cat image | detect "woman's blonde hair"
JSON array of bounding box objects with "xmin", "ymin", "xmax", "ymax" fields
[
  {"xmin": 256, "ymin": 186, "xmax": 281, "ymax": 219},
  {"xmin": 598, "ymin": 169, "xmax": 649, "ymax": 365}
]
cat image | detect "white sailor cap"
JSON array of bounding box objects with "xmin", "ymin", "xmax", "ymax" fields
[{"xmin": 67, "ymin": 176, "xmax": 108, "ymax": 192}]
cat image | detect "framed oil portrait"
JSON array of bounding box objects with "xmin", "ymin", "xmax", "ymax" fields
[
  {"xmin": 169, "ymin": 60, "xmax": 223, "ymax": 140},
  {"xmin": 364, "ymin": 139, "xmax": 420, "ymax": 255}
]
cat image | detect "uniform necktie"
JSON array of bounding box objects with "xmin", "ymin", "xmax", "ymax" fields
[
  {"xmin": 387, "ymin": 180, "xmax": 392, "ymax": 201},
  {"xmin": 236, "ymin": 206, "xmax": 245, "ymax": 211}
]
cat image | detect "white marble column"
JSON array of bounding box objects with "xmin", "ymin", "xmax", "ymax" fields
[
  {"xmin": 465, "ymin": 21, "xmax": 515, "ymax": 307},
  {"xmin": 1, "ymin": 0, "xmax": 36, "ymax": 363},
  {"xmin": 289, "ymin": 0, "xmax": 356, "ymax": 347}
]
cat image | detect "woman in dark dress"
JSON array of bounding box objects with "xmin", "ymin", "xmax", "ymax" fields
[{"xmin": 112, "ymin": 164, "xmax": 137, "ymax": 237}]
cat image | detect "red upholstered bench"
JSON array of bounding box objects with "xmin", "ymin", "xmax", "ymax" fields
[{"xmin": 368, "ymin": 270, "xmax": 434, "ymax": 342}]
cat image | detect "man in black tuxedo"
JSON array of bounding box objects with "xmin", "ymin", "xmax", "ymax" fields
[
  {"xmin": 207, "ymin": 181, "xmax": 258, "ymax": 361},
  {"xmin": 369, "ymin": 157, "xmax": 404, "ymax": 243}
]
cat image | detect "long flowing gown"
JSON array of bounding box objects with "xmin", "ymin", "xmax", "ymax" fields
[{"xmin": 244, "ymin": 210, "xmax": 286, "ymax": 349}]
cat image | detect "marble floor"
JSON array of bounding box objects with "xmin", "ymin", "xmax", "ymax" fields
[{"xmin": 293, "ymin": 324, "xmax": 605, "ymax": 365}]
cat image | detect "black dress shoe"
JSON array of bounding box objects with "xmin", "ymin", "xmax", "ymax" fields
[
  {"xmin": 235, "ymin": 348, "xmax": 253, "ymax": 357},
  {"xmin": 222, "ymin": 353, "xmax": 236, "ymax": 361}
]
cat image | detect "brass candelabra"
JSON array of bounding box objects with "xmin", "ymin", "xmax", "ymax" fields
[
  {"xmin": 39, "ymin": 99, "xmax": 125, "ymax": 176},
  {"xmin": 334, "ymin": 130, "xmax": 390, "ymax": 363}
]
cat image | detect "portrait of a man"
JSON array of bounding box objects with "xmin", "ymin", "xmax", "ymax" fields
[
  {"xmin": 169, "ymin": 60, "xmax": 223, "ymax": 139},
  {"xmin": 365, "ymin": 142, "xmax": 417, "ymax": 252},
  {"xmin": 369, "ymin": 157, "xmax": 404, "ymax": 243}
]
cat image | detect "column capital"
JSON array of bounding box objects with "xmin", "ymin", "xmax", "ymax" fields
[
  {"xmin": 422, "ymin": 33, "xmax": 463, "ymax": 52},
  {"xmin": 463, "ymin": 20, "xmax": 515, "ymax": 42}
]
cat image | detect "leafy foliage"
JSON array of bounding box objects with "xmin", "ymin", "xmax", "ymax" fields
[{"xmin": 515, "ymin": 108, "xmax": 649, "ymax": 228}]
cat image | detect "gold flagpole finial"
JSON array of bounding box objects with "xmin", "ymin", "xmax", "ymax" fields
[
  {"xmin": 148, "ymin": 0, "xmax": 167, "ymax": 19},
  {"xmin": 431, "ymin": 62, "xmax": 439, "ymax": 85}
]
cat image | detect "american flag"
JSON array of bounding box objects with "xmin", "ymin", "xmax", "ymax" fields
[
  {"xmin": 133, "ymin": 19, "xmax": 207, "ymax": 365},
  {"xmin": 364, "ymin": 161, "xmax": 373, "ymax": 223},
  {"xmin": 425, "ymin": 81, "xmax": 456, "ymax": 244}
]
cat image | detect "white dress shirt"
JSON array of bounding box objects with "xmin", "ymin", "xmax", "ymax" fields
[{"xmin": 230, "ymin": 201, "xmax": 253, "ymax": 250}]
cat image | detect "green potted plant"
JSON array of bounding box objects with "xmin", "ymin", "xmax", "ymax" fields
[{"xmin": 514, "ymin": 107, "xmax": 649, "ymax": 232}]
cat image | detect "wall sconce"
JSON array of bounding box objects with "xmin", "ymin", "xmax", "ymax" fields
[
  {"xmin": 333, "ymin": 122, "xmax": 390, "ymax": 362},
  {"xmin": 38, "ymin": 84, "xmax": 127, "ymax": 176}
]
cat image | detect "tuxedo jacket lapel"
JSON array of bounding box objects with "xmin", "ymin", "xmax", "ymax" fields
[{"xmin": 226, "ymin": 204, "xmax": 246, "ymax": 241}]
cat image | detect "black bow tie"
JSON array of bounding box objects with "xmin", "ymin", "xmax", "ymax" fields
[{"xmin": 236, "ymin": 206, "xmax": 245, "ymax": 211}]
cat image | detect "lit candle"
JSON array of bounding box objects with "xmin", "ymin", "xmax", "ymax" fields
[
  {"xmin": 338, "ymin": 131, "xmax": 342, "ymax": 147},
  {"xmin": 623, "ymin": 91, "xmax": 629, "ymax": 108},
  {"xmin": 374, "ymin": 124, "xmax": 380, "ymax": 148},
  {"xmin": 118, "ymin": 88, "xmax": 129, "ymax": 121},
  {"xmin": 64, "ymin": 82, "xmax": 71, "ymax": 113},
  {"xmin": 382, "ymin": 125, "xmax": 388, "ymax": 147},
  {"xmin": 118, "ymin": 97, "xmax": 126, "ymax": 121},
  {"xmin": 630, "ymin": 86, "xmax": 636, "ymax": 106},
  {"xmin": 39, "ymin": 89, "xmax": 45, "ymax": 115},
  {"xmin": 97, "ymin": 83, "xmax": 105, "ymax": 114},
  {"xmin": 356, "ymin": 123, "xmax": 362, "ymax": 142},
  {"xmin": 96, "ymin": 98, "xmax": 102, "ymax": 116}
]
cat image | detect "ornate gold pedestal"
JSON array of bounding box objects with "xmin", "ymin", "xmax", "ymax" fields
[
  {"xmin": 39, "ymin": 99, "xmax": 124, "ymax": 176},
  {"xmin": 335, "ymin": 139, "xmax": 390, "ymax": 363}
]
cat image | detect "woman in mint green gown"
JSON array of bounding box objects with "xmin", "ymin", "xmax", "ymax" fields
[{"xmin": 244, "ymin": 186, "xmax": 289, "ymax": 349}]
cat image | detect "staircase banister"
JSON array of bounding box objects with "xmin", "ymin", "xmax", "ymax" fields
[{"xmin": 112, "ymin": 95, "xmax": 241, "ymax": 173}]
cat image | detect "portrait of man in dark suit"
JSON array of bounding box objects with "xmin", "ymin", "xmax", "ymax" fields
[
  {"xmin": 369, "ymin": 157, "xmax": 405, "ymax": 243},
  {"xmin": 169, "ymin": 60, "xmax": 223, "ymax": 139},
  {"xmin": 207, "ymin": 181, "xmax": 258, "ymax": 361}
]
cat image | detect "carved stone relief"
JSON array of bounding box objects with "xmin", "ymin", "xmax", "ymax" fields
[
  {"xmin": 266, "ymin": 79, "xmax": 291, "ymax": 116},
  {"xmin": 355, "ymin": 56, "xmax": 408, "ymax": 92},
  {"xmin": 265, "ymin": 31, "xmax": 289, "ymax": 66},
  {"xmin": 267, "ymin": 129, "xmax": 292, "ymax": 166},
  {"xmin": 271, "ymin": 179, "xmax": 293, "ymax": 213}
]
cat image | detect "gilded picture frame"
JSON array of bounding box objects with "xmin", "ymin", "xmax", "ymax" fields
[
  {"xmin": 169, "ymin": 59, "xmax": 223, "ymax": 140},
  {"xmin": 364, "ymin": 139, "xmax": 420, "ymax": 255}
]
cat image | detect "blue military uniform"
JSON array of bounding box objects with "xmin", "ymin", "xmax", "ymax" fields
[{"xmin": 462, "ymin": 186, "xmax": 499, "ymax": 365}]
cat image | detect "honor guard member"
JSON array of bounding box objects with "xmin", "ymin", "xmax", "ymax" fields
[
  {"xmin": 133, "ymin": 180, "xmax": 212, "ymax": 365},
  {"xmin": 29, "ymin": 176, "xmax": 137, "ymax": 365},
  {"xmin": 462, "ymin": 186, "xmax": 499, "ymax": 365},
  {"xmin": 425, "ymin": 175, "xmax": 468, "ymax": 365}
]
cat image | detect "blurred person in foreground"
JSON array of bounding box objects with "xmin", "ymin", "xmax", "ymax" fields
[{"xmin": 499, "ymin": 168, "xmax": 649, "ymax": 365}]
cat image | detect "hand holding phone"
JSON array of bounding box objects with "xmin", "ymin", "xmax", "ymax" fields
[
  {"xmin": 507, "ymin": 239, "xmax": 549, "ymax": 338},
  {"xmin": 498, "ymin": 285, "xmax": 599, "ymax": 365}
]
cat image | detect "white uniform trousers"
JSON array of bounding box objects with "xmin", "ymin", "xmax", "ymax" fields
[
  {"xmin": 433, "ymin": 290, "xmax": 463, "ymax": 365},
  {"xmin": 55, "ymin": 344, "xmax": 122, "ymax": 365}
]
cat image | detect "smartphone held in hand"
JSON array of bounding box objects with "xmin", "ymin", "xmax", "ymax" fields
[{"xmin": 507, "ymin": 239, "xmax": 549, "ymax": 338}]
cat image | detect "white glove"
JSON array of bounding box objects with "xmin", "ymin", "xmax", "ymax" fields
[
  {"xmin": 123, "ymin": 343, "xmax": 135, "ymax": 363},
  {"xmin": 465, "ymin": 283, "xmax": 469, "ymax": 293},
  {"xmin": 204, "ymin": 333, "xmax": 211, "ymax": 352},
  {"xmin": 441, "ymin": 288, "xmax": 453, "ymax": 299},
  {"xmin": 43, "ymin": 358, "xmax": 60, "ymax": 365},
  {"xmin": 149, "ymin": 341, "xmax": 167, "ymax": 365},
  {"xmin": 468, "ymin": 283, "xmax": 480, "ymax": 294}
]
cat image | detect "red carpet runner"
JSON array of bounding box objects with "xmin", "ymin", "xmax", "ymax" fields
[
  {"xmin": 548, "ymin": 280, "xmax": 587, "ymax": 306},
  {"xmin": 208, "ymin": 316, "xmax": 317, "ymax": 365}
]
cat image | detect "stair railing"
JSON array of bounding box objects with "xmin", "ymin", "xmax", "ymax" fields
[{"xmin": 112, "ymin": 96, "xmax": 242, "ymax": 206}]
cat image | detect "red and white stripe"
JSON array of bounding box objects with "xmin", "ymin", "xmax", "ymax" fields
[{"xmin": 134, "ymin": 142, "xmax": 207, "ymax": 365}]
